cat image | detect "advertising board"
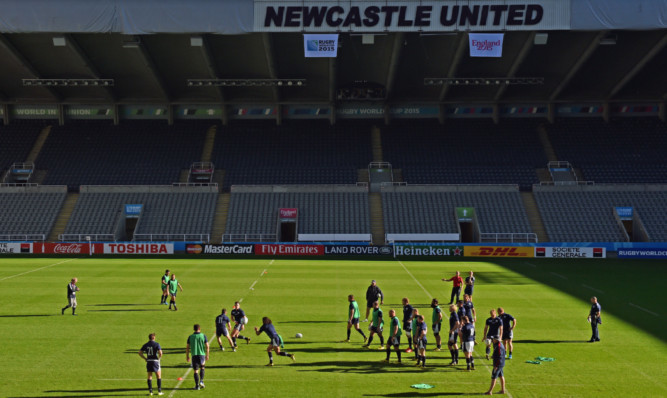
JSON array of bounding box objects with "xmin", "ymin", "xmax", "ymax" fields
[
  {"xmin": 535, "ymin": 247, "xmax": 606, "ymax": 258},
  {"xmin": 186, "ymin": 244, "xmax": 255, "ymax": 255},
  {"xmin": 103, "ymin": 243, "xmax": 174, "ymax": 254},
  {"xmin": 254, "ymin": 244, "xmax": 324, "ymax": 256},
  {"xmin": 465, "ymin": 246, "xmax": 533, "ymax": 257},
  {"xmin": 0, "ymin": 242, "xmax": 31, "ymax": 254},
  {"xmin": 618, "ymin": 248, "xmax": 667, "ymax": 259}
]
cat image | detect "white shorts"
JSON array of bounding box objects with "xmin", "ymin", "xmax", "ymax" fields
[
  {"xmin": 462, "ymin": 341, "xmax": 475, "ymax": 353},
  {"xmin": 69, "ymin": 297, "xmax": 77, "ymax": 308}
]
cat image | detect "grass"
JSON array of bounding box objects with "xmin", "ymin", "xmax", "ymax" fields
[{"xmin": 0, "ymin": 257, "xmax": 666, "ymax": 397}]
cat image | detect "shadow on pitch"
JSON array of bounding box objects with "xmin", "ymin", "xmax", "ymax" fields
[
  {"xmin": 513, "ymin": 339, "xmax": 588, "ymax": 344},
  {"xmin": 363, "ymin": 393, "xmax": 477, "ymax": 397},
  {"xmin": 85, "ymin": 303, "xmax": 158, "ymax": 307},
  {"xmin": 87, "ymin": 309, "xmax": 162, "ymax": 312},
  {"xmin": 124, "ymin": 347, "xmax": 186, "ymax": 355},
  {"xmin": 279, "ymin": 320, "xmax": 345, "ymax": 324},
  {"xmin": 38, "ymin": 387, "xmax": 167, "ymax": 397},
  {"xmin": 296, "ymin": 360, "xmax": 452, "ymax": 374},
  {"xmin": 0, "ymin": 314, "xmax": 59, "ymax": 318}
]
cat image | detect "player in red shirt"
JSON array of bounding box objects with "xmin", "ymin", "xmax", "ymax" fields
[{"xmin": 442, "ymin": 271, "xmax": 463, "ymax": 305}]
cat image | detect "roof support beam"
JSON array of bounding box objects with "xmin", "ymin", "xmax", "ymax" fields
[
  {"xmin": 195, "ymin": 35, "xmax": 227, "ymax": 124},
  {"xmin": 329, "ymin": 57, "xmax": 337, "ymax": 125},
  {"xmin": 606, "ymin": 32, "xmax": 667, "ymax": 100},
  {"xmin": 439, "ymin": 33, "xmax": 468, "ymax": 102},
  {"xmin": 494, "ymin": 32, "xmax": 535, "ymax": 102},
  {"xmin": 549, "ymin": 31, "xmax": 606, "ymax": 102},
  {"xmin": 385, "ymin": 33, "xmax": 405, "ymax": 100},
  {"xmin": 125, "ymin": 37, "xmax": 170, "ymax": 101},
  {"xmin": 262, "ymin": 33, "xmax": 280, "ymax": 103},
  {"xmin": 0, "ymin": 34, "xmax": 61, "ymax": 101},
  {"xmin": 64, "ymin": 34, "xmax": 116, "ymax": 102}
]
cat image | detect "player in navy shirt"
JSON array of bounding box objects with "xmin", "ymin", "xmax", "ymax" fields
[
  {"xmin": 464, "ymin": 271, "xmax": 475, "ymax": 299},
  {"xmin": 463, "ymin": 294, "xmax": 476, "ymax": 324},
  {"xmin": 61, "ymin": 277, "xmax": 80, "ymax": 316},
  {"xmin": 498, "ymin": 307, "xmax": 516, "ymax": 359},
  {"xmin": 587, "ymin": 296, "xmax": 602, "ymax": 342},
  {"xmin": 415, "ymin": 314, "xmax": 428, "ymax": 368},
  {"xmin": 447, "ymin": 304, "xmax": 461, "ymax": 365},
  {"xmin": 485, "ymin": 337, "xmax": 507, "ymax": 395},
  {"xmin": 402, "ymin": 297, "xmax": 414, "ymax": 352},
  {"xmin": 255, "ymin": 317, "xmax": 295, "ymax": 366},
  {"xmin": 458, "ymin": 316, "xmax": 476, "ymax": 371},
  {"xmin": 230, "ymin": 302, "xmax": 251, "ymax": 347},
  {"xmin": 215, "ymin": 308, "xmax": 235, "ymax": 351},
  {"xmin": 139, "ymin": 333, "xmax": 163, "ymax": 396},
  {"xmin": 483, "ymin": 309, "xmax": 503, "ymax": 360}
]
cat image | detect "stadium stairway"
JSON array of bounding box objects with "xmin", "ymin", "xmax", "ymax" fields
[
  {"xmin": 210, "ymin": 192, "xmax": 229, "ymax": 243},
  {"xmin": 371, "ymin": 125, "xmax": 383, "ymax": 162},
  {"xmin": 521, "ymin": 191, "xmax": 549, "ymax": 242},
  {"xmin": 369, "ymin": 192, "xmax": 385, "ymax": 245},
  {"xmin": 178, "ymin": 169, "xmax": 190, "ymax": 183},
  {"xmin": 357, "ymin": 169, "xmax": 369, "ymax": 183},
  {"xmin": 538, "ymin": 124, "xmax": 558, "ymax": 162},
  {"xmin": 26, "ymin": 125, "xmax": 52, "ymax": 163},
  {"xmin": 201, "ymin": 124, "xmax": 217, "ymax": 163},
  {"xmin": 47, "ymin": 192, "xmax": 79, "ymax": 241}
]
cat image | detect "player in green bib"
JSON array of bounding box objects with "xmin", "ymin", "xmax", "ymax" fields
[
  {"xmin": 384, "ymin": 309, "xmax": 403, "ymax": 363},
  {"xmin": 160, "ymin": 269, "xmax": 170, "ymax": 305},
  {"xmin": 363, "ymin": 301, "xmax": 385, "ymax": 349},
  {"xmin": 431, "ymin": 298, "xmax": 443, "ymax": 350},
  {"xmin": 186, "ymin": 324, "xmax": 210, "ymax": 390},
  {"xmin": 346, "ymin": 295, "xmax": 367, "ymax": 343},
  {"xmin": 411, "ymin": 308, "xmax": 420, "ymax": 360},
  {"xmin": 167, "ymin": 274, "xmax": 183, "ymax": 311}
]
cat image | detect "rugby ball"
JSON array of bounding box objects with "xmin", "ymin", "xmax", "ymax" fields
[
  {"xmin": 242, "ymin": 316, "xmax": 248, "ymax": 325},
  {"xmin": 295, "ymin": 333, "xmax": 303, "ymax": 338}
]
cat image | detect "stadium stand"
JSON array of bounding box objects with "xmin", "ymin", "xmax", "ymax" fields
[
  {"xmin": 382, "ymin": 185, "xmax": 533, "ymax": 236},
  {"xmin": 35, "ymin": 120, "xmax": 209, "ymax": 190},
  {"xmin": 0, "ymin": 185, "xmax": 67, "ymax": 240},
  {"xmin": 0, "ymin": 119, "xmax": 47, "ymax": 175},
  {"xmin": 211, "ymin": 120, "xmax": 372, "ymax": 191},
  {"xmin": 381, "ymin": 119, "xmax": 547, "ymax": 190},
  {"xmin": 533, "ymin": 184, "xmax": 667, "ymax": 242},
  {"xmin": 546, "ymin": 118, "xmax": 667, "ymax": 184},
  {"xmin": 63, "ymin": 186, "xmax": 217, "ymax": 241},
  {"xmin": 225, "ymin": 185, "xmax": 370, "ymax": 240}
]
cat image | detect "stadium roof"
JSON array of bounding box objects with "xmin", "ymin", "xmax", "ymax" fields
[{"xmin": 0, "ymin": 1, "xmax": 665, "ymax": 116}]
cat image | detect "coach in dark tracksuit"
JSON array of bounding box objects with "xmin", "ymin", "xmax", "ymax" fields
[
  {"xmin": 587, "ymin": 296, "xmax": 602, "ymax": 342},
  {"xmin": 364, "ymin": 280, "xmax": 384, "ymax": 322}
]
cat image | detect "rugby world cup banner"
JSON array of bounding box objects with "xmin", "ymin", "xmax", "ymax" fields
[
  {"xmin": 304, "ymin": 34, "xmax": 339, "ymax": 57},
  {"xmin": 469, "ymin": 33, "xmax": 504, "ymax": 57},
  {"xmin": 0, "ymin": 242, "xmax": 31, "ymax": 254},
  {"xmin": 618, "ymin": 248, "xmax": 667, "ymax": 259},
  {"xmin": 535, "ymin": 247, "xmax": 606, "ymax": 258},
  {"xmin": 255, "ymin": 0, "xmax": 571, "ymax": 32},
  {"xmin": 465, "ymin": 246, "xmax": 533, "ymax": 257}
]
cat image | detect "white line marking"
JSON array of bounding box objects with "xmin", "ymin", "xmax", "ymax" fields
[
  {"xmin": 0, "ymin": 258, "xmax": 76, "ymax": 282},
  {"xmin": 239, "ymin": 298, "xmax": 243, "ymax": 303},
  {"xmin": 550, "ymin": 272, "xmax": 567, "ymax": 280},
  {"xmin": 168, "ymin": 367, "xmax": 191, "ymax": 397},
  {"xmin": 524, "ymin": 262, "xmax": 537, "ymax": 268},
  {"xmin": 99, "ymin": 378, "xmax": 259, "ymax": 382},
  {"xmin": 260, "ymin": 268, "xmax": 267, "ymax": 276},
  {"xmin": 397, "ymin": 260, "xmax": 432, "ymax": 299},
  {"xmin": 269, "ymin": 259, "xmax": 275, "ymax": 265},
  {"xmin": 629, "ymin": 302, "xmax": 660, "ymax": 317},
  {"xmin": 249, "ymin": 280, "xmax": 257, "ymax": 290},
  {"xmin": 582, "ymin": 284, "xmax": 604, "ymax": 294}
]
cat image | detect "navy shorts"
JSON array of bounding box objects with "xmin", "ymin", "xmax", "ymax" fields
[
  {"xmin": 389, "ymin": 336, "xmax": 401, "ymax": 347},
  {"xmin": 269, "ymin": 337, "xmax": 281, "ymax": 347},
  {"xmin": 502, "ymin": 330, "xmax": 513, "ymax": 340},
  {"xmin": 191, "ymin": 355, "xmax": 206, "ymax": 370},
  {"xmin": 216, "ymin": 328, "xmax": 228, "ymax": 337},
  {"xmin": 403, "ymin": 321, "xmax": 412, "ymax": 332},
  {"xmin": 169, "ymin": 292, "xmax": 177, "ymax": 297},
  {"xmin": 350, "ymin": 317, "xmax": 359, "ymax": 325},
  {"xmin": 432, "ymin": 322, "xmax": 442, "ymax": 336},
  {"xmin": 146, "ymin": 360, "xmax": 160, "ymax": 373},
  {"xmin": 417, "ymin": 337, "xmax": 427, "ymax": 350},
  {"xmin": 234, "ymin": 323, "xmax": 244, "ymax": 331},
  {"xmin": 464, "ymin": 286, "xmax": 473, "ymax": 296},
  {"xmin": 370, "ymin": 325, "xmax": 383, "ymax": 333},
  {"xmin": 491, "ymin": 366, "xmax": 504, "ymax": 379}
]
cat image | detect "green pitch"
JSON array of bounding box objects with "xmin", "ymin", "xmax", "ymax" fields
[{"xmin": 0, "ymin": 257, "xmax": 665, "ymax": 397}]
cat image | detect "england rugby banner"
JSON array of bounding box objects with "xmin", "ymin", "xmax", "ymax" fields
[
  {"xmin": 304, "ymin": 34, "xmax": 338, "ymax": 57},
  {"xmin": 469, "ymin": 33, "xmax": 504, "ymax": 57}
]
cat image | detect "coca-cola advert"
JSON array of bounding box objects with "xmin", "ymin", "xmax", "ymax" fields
[
  {"xmin": 33, "ymin": 243, "xmax": 101, "ymax": 254},
  {"xmin": 254, "ymin": 244, "xmax": 323, "ymax": 256},
  {"xmin": 279, "ymin": 208, "xmax": 298, "ymax": 219}
]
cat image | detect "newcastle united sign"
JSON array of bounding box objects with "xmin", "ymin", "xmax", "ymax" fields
[{"xmin": 254, "ymin": 0, "xmax": 570, "ymax": 32}]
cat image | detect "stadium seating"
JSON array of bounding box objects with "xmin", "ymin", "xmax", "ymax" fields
[
  {"xmin": 534, "ymin": 185, "xmax": 667, "ymax": 242},
  {"xmin": 382, "ymin": 186, "xmax": 532, "ymax": 235},
  {"xmin": 65, "ymin": 186, "xmax": 217, "ymax": 240},
  {"xmin": 211, "ymin": 120, "xmax": 372, "ymax": 190},
  {"xmin": 36, "ymin": 120, "xmax": 209, "ymax": 190},
  {"xmin": 0, "ymin": 119, "xmax": 47, "ymax": 174},
  {"xmin": 225, "ymin": 187, "xmax": 370, "ymax": 236},
  {"xmin": 0, "ymin": 186, "xmax": 66, "ymax": 239},
  {"xmin": 381, "ymin": 119, "xmax": 546, "ymax": 190},
  {"xmin": 547, "ymin": 118, "xmax": 667, "ymax": 184}
]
